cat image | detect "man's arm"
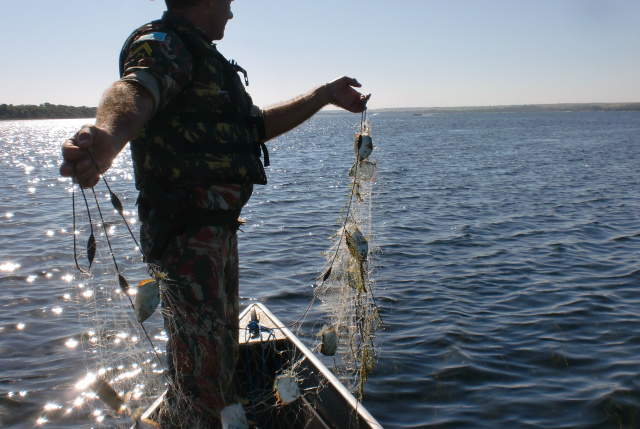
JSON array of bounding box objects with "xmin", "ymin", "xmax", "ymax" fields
[
  {"xmin": 59, "ymin": 81, "xmax": 154, "ymax": 188},
  {"xmin": 263, "ymin": 76, "xmax": 370, "ymax": 141}
]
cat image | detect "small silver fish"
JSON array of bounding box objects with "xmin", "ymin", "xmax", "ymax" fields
[
  {"xmin": 320, "ymin": 326, "xmax": 338, "ymax": 356},
  {"xmin": 274, "ymin": 373, "xmax": 301, "ymax": 404},
  {"xmin": 353, "ymin": 134, "xmax": 374, "ymax": 161},
  {"xmin": 90, "ymin": 377, "xmax": 125, "ymax": 412},
  {"xmin": 221, "ymin": 403, "xmax": 249, "ymax": 429},
  {"xmin": 348, "ymin": 159, "xmax": 377, "ymax": 181},
  {"xmin": 134, "ymin": 279, "xmax": 160, "ymax": 323},
  {"xmin": 346, "ymin": 224, "xmax": 368, "ymax": 262}
]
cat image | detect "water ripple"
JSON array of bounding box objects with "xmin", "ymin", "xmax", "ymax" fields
[{"xmin": 2, "ymin": 113, "xmax": 640, "ymax": 428}]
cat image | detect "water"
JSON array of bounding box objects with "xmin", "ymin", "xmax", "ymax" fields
[{"xmin": 1, "ymin": 111, "xmax": 639, "ymax": 428}]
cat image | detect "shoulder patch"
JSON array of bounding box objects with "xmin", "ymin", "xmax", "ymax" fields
[
  {"xmin": 130, "ymin": 42, "xmax": 153, "ymax": 58},
  {"xmin": 137, "ymin": 32, "xmax": 167, "ymax": 43}
]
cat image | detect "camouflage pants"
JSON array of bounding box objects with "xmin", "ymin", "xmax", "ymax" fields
[{"xmin": 141, "ymin": 222, "xmax": 240, "ymax": 428}]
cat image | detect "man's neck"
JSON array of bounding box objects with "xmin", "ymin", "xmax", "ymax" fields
[{"xmin": 168, "ymin": 6, "xmax": 214, "ymax": 41}]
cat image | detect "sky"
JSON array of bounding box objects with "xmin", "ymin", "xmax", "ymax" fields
[{"xmin": 1, "ymin": 0, "xmax": 639, "ymax": 109}]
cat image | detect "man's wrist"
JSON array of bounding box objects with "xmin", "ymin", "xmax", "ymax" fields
[{"xmin": 325, "ymin": 82, "xmax": 337, "ymax": 104}]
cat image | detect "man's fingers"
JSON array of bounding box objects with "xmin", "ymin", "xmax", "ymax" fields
[
  {"xmin": 60, "ymin": 160, "xmax": 100, "ymax": 188},
  {"xmin": 60, "ymin": 131, "xmax": 100, "ymax": 185},
  {"xmin": 78, "ymin": 172, "xmax": 101, "ymax": 189},
  {"xmin": 346, "ymin": 77, "xmax": 362, "ymax": 88},
  {"xmin": 59, "ymin": 162, "xmax": 72, "ymax": 178},
  {"xmin": 332, "ymin": 76, "xmax": 362, "ymax": 90},
  {"xmin": 76, "ymin": 124, "xmax": 96, "ymax": 149},
  {"xmin": 59, "ymin": 124, "xmax": 109, "ymax": 188},
  {"xmin": 61, "ymin": 139, "xmax": 90, "ymax": 164}
]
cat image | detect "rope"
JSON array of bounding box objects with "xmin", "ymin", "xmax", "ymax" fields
[
  {"xmin": 72, "ymin": 164, "xmax": 96, "ymax": 275},
  {"xmin": 71, "ymin": 157, "xmax": 172, "ymax": 390}
]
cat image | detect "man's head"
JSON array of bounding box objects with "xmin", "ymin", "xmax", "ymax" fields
[
  {"xmin": 165, "ymin": 0, "xmax": 233, "ymax": 41},
  {"xmin": 165, "ymin": 0, "xmax": 204, "ymax": 10}
]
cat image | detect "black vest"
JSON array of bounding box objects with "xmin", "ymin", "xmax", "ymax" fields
[{"xmin": 119, "ymin": 16, "xmax": 268, "ymax": 190}]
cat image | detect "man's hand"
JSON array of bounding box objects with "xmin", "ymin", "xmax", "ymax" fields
[
  {"xmin": 59, "ymin": 125, "xmax": 120, "ymax": 188},
  {"xmin": 326, "ymin": 76, "xmax": 371, "ymax": 113},
  {"xmin": 263, "ymin": 76, "xmax": 371, "ymax": 141}
]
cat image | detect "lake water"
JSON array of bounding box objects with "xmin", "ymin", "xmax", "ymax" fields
[{"xmin": 1, "ymin": 111, "xmax": 639, "ymax": 429}]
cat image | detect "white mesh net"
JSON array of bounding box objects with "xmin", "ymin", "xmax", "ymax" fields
[
  {"xmin": 38, "ymin": 115, "xmax": 381, "ymax": 429},
  {"xmin": 302, "ymin": 116, "xmax": 382, "ymax": 397}
]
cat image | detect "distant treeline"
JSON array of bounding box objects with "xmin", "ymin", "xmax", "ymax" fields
[
  {"xmin": 0, "ymin": 103, "xmax": 97, "ymax": 120},
  {"xmin": 370, "ymin": 102, "xmax": 640, "ymax": 115},
  {"xmin": 4, "ymin": 101, "xmax": 639, "ymax": 120}
]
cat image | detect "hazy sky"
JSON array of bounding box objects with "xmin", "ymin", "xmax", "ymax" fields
[{"xmin": 2, "ymin": 0, "xmax": 639, "ymax": 109}]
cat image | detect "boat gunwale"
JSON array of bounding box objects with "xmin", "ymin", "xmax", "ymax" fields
[{"xmin": 134, "ymin": 302, "xmax": 384, "ymax": 429}]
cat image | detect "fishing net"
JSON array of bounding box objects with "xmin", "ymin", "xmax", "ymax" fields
[
  {"xmin": 36, "ymin": 168, "xmax": 169, "ymax": 428},
  {"xmin": 38, "ymin": 114, "xmax": 381, "ymax": 429},
  {"xmin": 298, "ymin": 114, "xmax": 382, "ymax": 396}
]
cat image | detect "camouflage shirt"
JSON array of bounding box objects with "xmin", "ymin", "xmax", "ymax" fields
[{"xmin": 120, "ymin": 11, "xmax": 266, "ymax": 211}]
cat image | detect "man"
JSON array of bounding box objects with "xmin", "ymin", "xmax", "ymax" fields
[{"xmin": 59, "ymin": 0, "xmax": 369, "ymax": 427}]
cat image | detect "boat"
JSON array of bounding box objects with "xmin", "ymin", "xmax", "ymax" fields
[{"xmin": 134, "ymin": 302, "xmax": 384, "ymax": 429}]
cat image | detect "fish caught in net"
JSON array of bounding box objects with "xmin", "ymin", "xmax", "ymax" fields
[
  {"xmin": 39, "ymin": 113, "xmax": 382, "ymax": 428},
  {"xmin": 307, "ymin": 111, "xmax": 382, "ymax": 397}
]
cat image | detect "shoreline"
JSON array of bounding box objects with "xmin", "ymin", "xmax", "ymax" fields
[
  {"xmin": 323, "ymin": 102, "xmax": 640, "ymax": 115},
  {"xmin": 2, "ymin": 102, "xmax": 639, "ymax": 120}
]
